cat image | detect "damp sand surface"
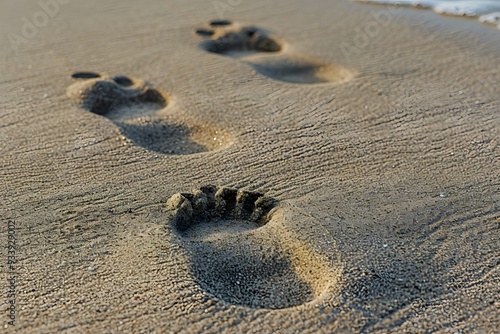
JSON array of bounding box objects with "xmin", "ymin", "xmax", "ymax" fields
[
  {"xmin": 1, "ymin": 0, "xmax": 499, "ymax": 333},
  {"xmin": 355, "ymin": 0, "xmax": 500, "ymax": 28}
]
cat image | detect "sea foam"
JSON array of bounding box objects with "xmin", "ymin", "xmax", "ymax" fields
[{"xmin": 355, "ymin": 0, "xmax": 500, "ymax": 29}]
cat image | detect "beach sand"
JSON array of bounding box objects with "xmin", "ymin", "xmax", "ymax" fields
[{"xmin": 1, "ymin": 0, "xmax": 499, "ymax": 332}]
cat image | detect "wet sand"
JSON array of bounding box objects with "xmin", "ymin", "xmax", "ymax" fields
[{"xmin": 1, "ymin": 0, "xmax": 499, "ymax": 332}]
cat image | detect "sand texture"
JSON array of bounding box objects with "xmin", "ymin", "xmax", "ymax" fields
[{"xmin": 0, "ymin": 0, "xmax": 499, "ymax": 333}]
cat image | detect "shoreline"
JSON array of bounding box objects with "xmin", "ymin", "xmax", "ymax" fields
[{"xmin": 1, "ymin": 0, "xmax": 499, "ymax": 332}]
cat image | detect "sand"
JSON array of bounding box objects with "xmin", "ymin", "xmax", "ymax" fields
[{"xmin": 1, "ymin": 0, "xmax": 499, "ymax": 333}]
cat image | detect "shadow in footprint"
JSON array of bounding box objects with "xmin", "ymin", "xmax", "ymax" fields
[
  {"xmin": 166, "ymin": 185, "xmax": 338, "ymax": 309},
  {"xmin": 66, "ymin": 72, "xmax": 231, "ymax": 155},
  {"xmin": 195, "ymin": 20, "xmax": 353, "ymax": 84},
  {"xmin": 118, "ymin": 121, "xmax": 209, "ymax": 155}
]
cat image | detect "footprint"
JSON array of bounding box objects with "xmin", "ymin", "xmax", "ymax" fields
[
  {"xmin": 166, "ymin": 185, "xmax": 338, "ymax": 309},
  {"xmin": 66, "ymin": 72, "xmax": 231, "ymax": 155},
  {"xmin": 195, "ymin": 20, "xmax": 354, "ymax": 84}
]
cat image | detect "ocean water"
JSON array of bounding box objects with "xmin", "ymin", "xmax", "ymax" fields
[{"xmin": 355, "ymin": 0, "xmax": 500, "ymax": 29}]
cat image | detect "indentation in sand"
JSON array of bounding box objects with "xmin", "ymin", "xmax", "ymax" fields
[
  {"xmin": 166, "ymin": 185, "xmax": 339, "ymax": 309},
  {"xmin": 248, "ymin": 54, "xmax": 354, "ymax": 84},
  {"xmin": 195, "ymin": 20, "xmax": 354, "ymax": 84},
  {"xmin": 66, "ymin": 72, "xmax": 232, "ymax": 155}
]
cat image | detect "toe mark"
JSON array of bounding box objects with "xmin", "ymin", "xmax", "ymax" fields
[
  {"xmin": 255, "ymin": 36, "xmax": 281, "ymax": 52},
  {"xmin": 167, "ymin": 186, "xmax": 278, "ymax": 232},
  {"xmin": 72, "ymin": 72, "xmax": 101, "ymax": 79},
  {"xmin": 237, "ymin": 190, "xmax": 264, "ymax": 219},
  {"xmin": 136, "ymin": 88, "xmax": 167, "ymax": 106},
  {"xmin": 112, "ymin": 75, "xmax": 134, "ymax": 87},
  {"xmin": 200, "ymin": 24, "xmax": 282, "ymax": 55},
  {"xmin": 196, "ymin": 28, "xmax": 215, "ymax": 37},
  {"xmin": 243, "ymin": 27, "xmax": 257, "ymax": 37},
  {"xmin": 209, "ymin": 19, "xmax": 232, "ymax": 26},
  {"xmin": 215, "ymin": 187, "xmax": 238, "ymax": 217}
]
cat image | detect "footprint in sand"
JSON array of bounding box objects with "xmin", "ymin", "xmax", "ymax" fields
[
  {"xmin": 166, "ymin": 185, "xmax": 338, "ymax": 309},
  {"xmin": 66, "ymin": 72, "xmax": 231, "ymax": 155},
  {"xmin": 195, "ymin": 20, "xmax": 354, "ymax": 84}
]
